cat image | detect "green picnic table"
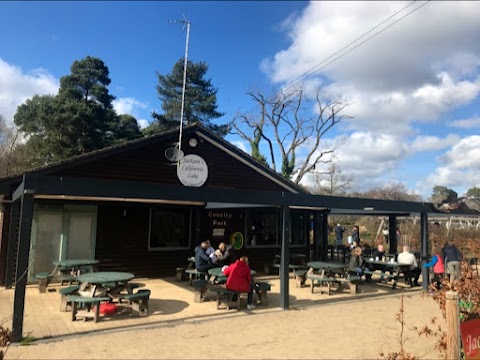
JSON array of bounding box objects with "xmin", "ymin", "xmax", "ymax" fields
[
  {"xmin": 77, "ymin": 271, "xmax": 135, "ymax": 297},
  {"xmin": 208, "ymin": 267, "xmax": 256, "ymax": 283}
]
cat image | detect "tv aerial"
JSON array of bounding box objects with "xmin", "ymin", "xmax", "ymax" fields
[{"xmin": 165, "ymin": 15, "xmax": 191, "ymax": 164}]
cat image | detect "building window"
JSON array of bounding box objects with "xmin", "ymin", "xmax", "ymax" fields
[
  {"xmin": 290, "ymin": 211, "xmax": 307, "ymax": 245},
  {"xmin": 247, "ymin": 210, "xmax": 278, "ymax": 246},
  {"xmin": 149, "ymin": 208, "xmax": 190, "ymax": 249}
]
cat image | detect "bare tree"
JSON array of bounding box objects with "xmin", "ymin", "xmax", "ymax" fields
[
  {"xmin": 311, "ymin": 163, "xmax": 353, "ymax": 195},
  {"xmin": 0, "ymin": 115, "xmax": 36, "ymax": 177},
  {"xmin": 231, "ymin": 87, "xmax": 352, "ymax": 184},
  {"xmin": 362, "ymin": 182, "xmax": 422, "ymax": 202}
]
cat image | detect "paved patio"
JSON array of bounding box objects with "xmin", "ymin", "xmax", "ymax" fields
[{"xmin": 1, "ymin": 275, "xmax": 444, "ymax": 359}]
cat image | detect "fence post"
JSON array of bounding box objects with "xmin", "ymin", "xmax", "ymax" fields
[{"xmin": 446, "ymin": 291, "xmax": 460, "ymax": 360}]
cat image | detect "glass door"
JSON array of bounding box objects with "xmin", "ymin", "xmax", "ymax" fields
[
  {"xmin": 29, "ymin": 212, "xmax": 63, "ymax": 278},
  {"xmin": 66, "ymin": 212, "xmax": 96, "ymax": 259}
]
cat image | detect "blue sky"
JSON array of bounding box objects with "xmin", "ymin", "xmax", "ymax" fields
[{"xmin": 1, "ymin": 1, "xmax": 480, "ymax": 199}]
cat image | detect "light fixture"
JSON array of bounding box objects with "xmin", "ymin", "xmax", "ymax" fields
[
  {"xmin": 363, "ymin": 207, "xmax": 375, "ymax": 211},
  {"xmin": 189, "ymin": 138, "xmax": 198, "ymax": 147}
]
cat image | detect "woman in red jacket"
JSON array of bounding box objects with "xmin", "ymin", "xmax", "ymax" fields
[{"xmin": 223, "ymin": 256, "xmax": 256, "ymax": 309}]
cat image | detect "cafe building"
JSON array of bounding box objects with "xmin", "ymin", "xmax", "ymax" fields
[{"xmin": 0, "ymin": 122, "xmax": 443, "ymax": 340}]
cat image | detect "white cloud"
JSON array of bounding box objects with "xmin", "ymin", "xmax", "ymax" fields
[
  {"xmin": 230, "ymin": 140, "xmax": 248, "ymax": 153},
  {"xmin": 417, "ymin": 136, "xmax": 480, "ymax": 195},
  {"xmin": 0, "ymin": 58, "xmax": 59, "ymax": 124},
  {"xmin": 410, "ymin": 134, "xmax": 461, "ymax": 153},
  {"xmin": 112, "ymin": 97, "xmax": 150, "ymax": 129},
  {"xmin": 264, "ymin": 1, "xmax": 480, "ymax": 195},
  {"xmin": 450, "ymin": 115, "xmax": 480, "ymax": 129}
]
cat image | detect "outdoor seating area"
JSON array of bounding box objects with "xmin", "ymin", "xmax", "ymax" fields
[
  {"xmin": 0, "ymin": 271, "xmax": 423, "ymax": 342},
  {"xmin": 32, "ymin": 259, "xmax": 152, "ymax": 323}
]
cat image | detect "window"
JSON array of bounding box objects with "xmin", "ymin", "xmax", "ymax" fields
[
  {"xmin": 149, "ymin": 208, "xmax": 190, "ymax": 249},
  {"xmin": 290, "ymin": 211, "xmax": 307, "ymax": 245},
  {"xmin": 246, "ymin": 210, "xmax": 279, "ymax": 246}
]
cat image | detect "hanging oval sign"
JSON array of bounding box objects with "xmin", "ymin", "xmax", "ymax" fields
[
  {"xmin": 230, "ymin": 232, "xmax": 244, "ymax": 250},
  {"xmin": 177, "ymin": 154, "xmax": 208, "ymax": 187}
]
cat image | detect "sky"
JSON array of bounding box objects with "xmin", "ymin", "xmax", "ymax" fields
[{"xmin": 1, "ymin": 1, "xmax": 480, "ymax": 199}]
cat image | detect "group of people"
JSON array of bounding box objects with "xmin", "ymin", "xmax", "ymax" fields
[
  {"xmin": 347, "ymin": 238, "xmax": 463, "ymax": 289},
  {"xmin": 194, "ymin": 240, "xmax": 259, "ymax": 309},
  {"xmin": 194, "ymin": 240, "xmax": 237, "ymax": 272},
  {"xmin": 334, "ymin": 224, "xmax": 361, "ymax": 248}
]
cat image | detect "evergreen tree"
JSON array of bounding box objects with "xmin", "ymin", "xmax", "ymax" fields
[
  {"xmin": 148, "ymin": 58, "xmax": 227, "ymax": 135},
  {"xmin": 14, "ymin": 56, "xmax": 141, "ymax": 164}
]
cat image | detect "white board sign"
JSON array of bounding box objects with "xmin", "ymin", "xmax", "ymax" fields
[{"xmin": 177, "ymin": 154, "xmax": 208, "ymax": 187}]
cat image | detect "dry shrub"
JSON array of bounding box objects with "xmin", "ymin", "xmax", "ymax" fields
[
  {"xmin": 0, "ymin": 324, "xmax": 11, "ymax": 360},
  {"xmin": 379, "ymin": 293, "xmax": 418, "ymax": 360},
  {"xmin": 417, "ymin": 260, "xmax": 480, "ymax": 358}
]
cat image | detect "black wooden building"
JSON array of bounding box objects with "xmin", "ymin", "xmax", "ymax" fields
[{"xmin": 0, "ymin": 123, "xmax": 439, "ymax": 341}]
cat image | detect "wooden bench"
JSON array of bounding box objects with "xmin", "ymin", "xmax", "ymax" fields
[
  {"xmin": 345, "ymin": 275, "xmax": 361, "ymax": 295},
  {"xmin": 208, "ymin": 285, "xmax": 243, "ymax": 311},
  {"xmin": 255, "ymin": 282, "xmax": 271, "ymax": 305},
  {"xmin": 59, "ymin": 285, "xmax": 80, "ymax": 312},
  {"xmin": 121, "ymin": 289, "xmax": 151, "ymax": 317},
  {"xmin": 306, "ymin": 269, "xmax": 341, "ymax": 295},
  {"xmin": 185, "ymin": 269, "xmax": 208, "ymax": 285},
  {"xmin": 67, "ymin": 295, "xmax": 111, "ymax": 322},
  {"xmin": 35, "ymin": 272, "xmax": 53, "ymax": 293},
  {"xmin": 59, "ymin": 274, "xmax": 77, "ymax": 286},
  {"xmin": 192, "ymin": 279, "xmax": 208, "ymax": 303},
  {"xmin": 294, "ymin": 269, "xmax": 308, "ymax": 288},
  {"xmin": 176, "ymin": 267, "xmax": 186, "ymax": 282}
]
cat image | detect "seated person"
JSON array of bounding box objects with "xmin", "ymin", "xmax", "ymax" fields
[
  {"xmin": 194, "ymin": 240, "xmax": 216, "ymax": 272},
  {"xmin": 222, "ymin": 256, "xmax": 258, "ymax": 310},
  {"xmin": 205, "ymin": 241, "xmax": 218, "ymax": 264},
  {"xmin": 396, "ymin": 245, "xmax": 421, "ymax": 286},
  {"xmin": 348, "ymin": 246, "xmax": 365, "ymax": 277},
  {"xmin": 372, "ymin": 244, "xmax": 385, "ymax": 259},
  {"xmin": 215, "ymin": 242, "xmax": 237, "ymax": 266}
]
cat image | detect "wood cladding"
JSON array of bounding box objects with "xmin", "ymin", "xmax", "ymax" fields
[{"xmin": 49, "ymin": 136, "xmax": 289, "ymax": 192}]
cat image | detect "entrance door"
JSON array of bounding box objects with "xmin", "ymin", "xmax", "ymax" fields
[
  {"xmin": 30, "ymin": 212, "xmax": 63, "ymax": 276},
  {"xmin": 66, "ymin": 212, "xmax": 95, "ymax": 259}
]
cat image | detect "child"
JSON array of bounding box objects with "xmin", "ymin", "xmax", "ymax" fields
[{"xmin": 423, "ymin": 250, "xmax": 445, "ymax": 289}]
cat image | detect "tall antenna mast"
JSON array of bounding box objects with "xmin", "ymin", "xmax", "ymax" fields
[{"xmin": 170, "ymin": 15, "xmax": 191, "ymax": 155}]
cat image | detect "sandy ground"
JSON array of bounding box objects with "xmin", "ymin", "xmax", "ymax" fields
[{"xmin": 2, "ymin": 277, "xmax": 445, "ymax": 360}]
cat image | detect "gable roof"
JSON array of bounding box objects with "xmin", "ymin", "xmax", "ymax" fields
[{"xmin": 0, "ymin": 123, "xmax": 307, "ymax": 195}]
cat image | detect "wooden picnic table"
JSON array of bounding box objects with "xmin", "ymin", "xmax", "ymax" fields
[
  {"xmin": 307, "ymin": 261, "xmax": 346, "ymax": 272},
  {"xmin": 208, "ymin": 267, "xmax": 256, "ymax": 284},
  {"xmin": 77, "ymin": 271, "xmax": 135, "ymax": 298},
  {"xmin": 52, "ymin": 259, "xmax": 99, "ymax": 275},
  {"xmin": 364, "ymin": 259, "xmax": 402, "ymax": 288}
]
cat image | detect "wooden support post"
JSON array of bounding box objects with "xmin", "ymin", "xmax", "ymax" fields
[
  {"xmin": 445, "ymin": 291, "xmax": 460, "ymax": 360},
  {"xmin": 279, "ymin": 204, "xmax": 290, "ymax": 310},
  {"xmin": 12, "ymin": 175, "xmax": 36, "ymax": 342},
  {"xmin": 420, "ymin": 212, "xmax": 429, "ymax": 292},
  {"xmin": 388, "ymin": 215, "xmax": 397, "ymax": 254},
  {"xmin": 4, "ymin": 201, "xmax": 20, "ymax": 288}
]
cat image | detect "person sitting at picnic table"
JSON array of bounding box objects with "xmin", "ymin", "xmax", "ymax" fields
[
  {"xmin": 372, "ymin": 244, "xmax": 385, "ymax": 260},
  {"xmin": 396, "ymin": 245, "xmax": 421, "ymax": 286},
  {"xmin": 215, "ymin": 242, "xmax": 237, "ymax": 266},
  {"xmin": 348, "ymin": 246, "xmax": 365, "ymax": 277},
  {"xmin": 423, "ymin": 248, "xmax": 445, "ymax": 290},
  {"xmin": 205, "ymin": 240, "xmax": 218, "ymax": 264},
  {"xmin": 222, "ymin": 256, "xmax": 258, "ymax": 310},
  {"xmin": 194, "ymin": 240, "xmax": 216, "ymax": 272},
  {"xmin": 441, "ymin": 239, "xmax": 462, "ymax": 285}
]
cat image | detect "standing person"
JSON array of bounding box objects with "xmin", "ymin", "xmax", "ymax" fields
[
  {"xmin": 215, "ymin": 242, "xmax": 237, "ymax": 266},
  {"xmin": 423, "ymin": 249, "xmax": 445, "ymax": 289},
  {"xmin": 351, "ymin": 225, "xmax": 361, "ymax": 246},
  {"xmin": 194, "ymin": 240, "xmax": 215, "ymax": 272},
  {"xmin": 397, "ymin": 245, "xmax": 421, "ymax": 286},
  {"xmin": 334, "ymin": 224, "xmax": 345, "ymax": 247},
  {"xmin": 441, "ymin": 239, "xmax": 463, "ymax": 285},
  {"xmin": 223, "ymin": 256, "xmax": 257, "ymax": 310}
]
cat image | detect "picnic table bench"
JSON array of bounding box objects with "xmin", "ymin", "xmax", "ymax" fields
[
  {"xmin": 59, "ymin": 285, "xmax": 80, "ymax": 312},
  {"xmin": 208, "ymin": 284, "xmax": 244, "ymax": 310},
  {"xmin": 185, "ymin": 269, "xmax": 209, "ymax": 286},
  {"xmin": 67, "ymin": 295, "xmax": 111, "ymax": 322},
  {"xmin": 306, "ymin": 269, "xmax": 342, "ymax": 295},
  {"xmin": 118, "ymin": 289, "xmax": 151, "ymax": 316}
]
